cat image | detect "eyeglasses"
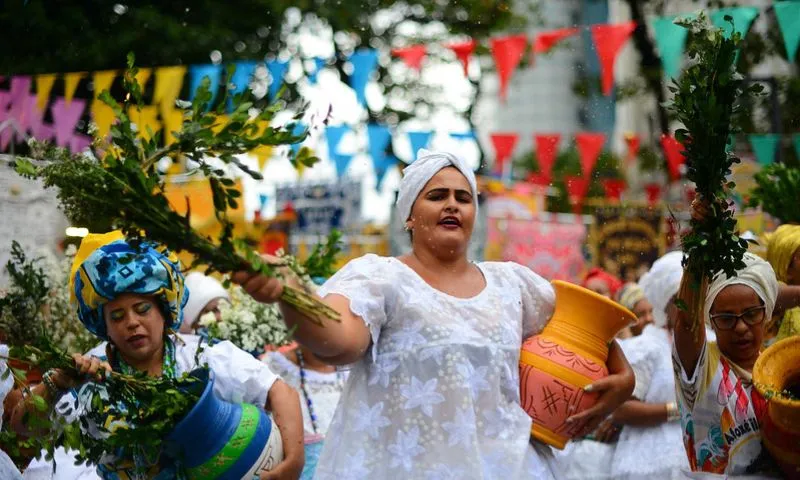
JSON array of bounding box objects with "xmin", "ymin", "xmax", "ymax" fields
[{"xmin": 709, "ymin": 305, "xmax": 766, "ymax": 331}]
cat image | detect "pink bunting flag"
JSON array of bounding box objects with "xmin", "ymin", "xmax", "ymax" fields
[
  {"xmin": 660, "ymin": 134, "xmax": 685, "ymax": 181},
  {"xmin": 50, "ymin": 97, "xmax": 87, "ymax": 149},
  {"xmin": 534, "ymin": 28, "xmax": 580, "ymax": 53},
  {"xmin": 534, "ymin": 133, "xmax": 561, "ymax": 181},
  {"xmin": 0, "ymin": 76, "xmax": 32, "ymax": 149},
  {"xmin": 23, "ymin": 94, "xmax": 54, "ymax": 141},
  {"xmin": 490, "ymin": 34, "xmax": 528, "ymax": 101},
  {"xmin": 575, "ymin": 132, "xmax": 606, "ymax": 176},
  {"xmin": 447, "ymin": 40, "xmax": 477, "ymax": 77},
  {"xmin": 391, "ymin": 45, "xmax": 428, "ymax": 71},
  {"xmin": 602, "ymin": 178, "xmax": 626, "ymax": 202},
  {"xmin": 590, "ymin": 21, "xmax": 637, "ymax": 95},
  {"xmin": 490, "ymin": 132, "xmax": 519, "ymax": 176}
]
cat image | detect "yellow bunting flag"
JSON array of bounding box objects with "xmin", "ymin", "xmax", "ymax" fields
[
  {"xmin": 93, "ymin": 70, "xmax": 116, "ymax": 98},
  {"xmin": 153, "ymin": 66, "xmax": 186, "ymax": 111},
  {"xmin": 161, "ymin": 108, "xmax": 183, "ymax": 145},
  {"xmin": 127, "ymin": 105, "xmax": 161, "ymax": 141},
  {"xmin": 251, "ymin": 120, "xmax": 273, "ymax": 171},
  {"xmin": 91, "ymin": 101, "xmax": 116, "ymax": 140},
  {"xmin": 35, "ymin": 74, "xmax": 57, "ymax": 112},
  {"xmin": 63, "ymin": 72, "xmax": 86, "ymax": 105},
  {"xmin": 134, "ymin": 68, "xmax": 152, "ymax": 91}
]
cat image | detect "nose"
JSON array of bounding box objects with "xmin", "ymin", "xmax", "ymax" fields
[
  {"xmin": 732, "ymin": 317, "xmax": 750, "ymax": 335},
  {"xmin": 444, "ymin": 194, "xmax": 459, "ymax": 212}
]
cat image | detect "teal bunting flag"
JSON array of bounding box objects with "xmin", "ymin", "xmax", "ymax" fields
[
  {"xmin": 793, "ymin": 133, "xmax": 800, "ymax": 161},
  {"xmin": 407, "ymin": 131, "xmax": 433, "ymax": 162},
  {"xmin": 367, "ymin": 124, "xmax": 396, "ymax": 188},
  {"xmin": 711, "ymin": 7, "xmax": 760, "ymax": 39},
  {"xmin": 748, "ymin": 134, "xmax": 781, "ymax": 166},
  {"xmin": 775, "ymin": 1, "xmax": 800, "ymax": 63},
  {"xmin": 189, "ymin": 64, "xmax": 223, "ymax": 108},
  {"xmin": 652, "ymin": 15, "xmax": 690, "ymax": 79}
]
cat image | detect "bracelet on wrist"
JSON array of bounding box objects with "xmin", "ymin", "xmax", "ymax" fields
[
  {"xmin": 41, "ymin": 370, "xmax": 63, "ymax": 398},
  {"xmin": 666, "ymin": 402, "xmax": 680, "ymax": 422}
]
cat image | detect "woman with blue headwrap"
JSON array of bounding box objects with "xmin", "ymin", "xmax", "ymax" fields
[
  {"xmin": 231, "ymin": 149, "xmax": 636, "ymax": 479},
  {"xmin": 10, "ymin": 232, "xmax": 304, "ymax": 480}
]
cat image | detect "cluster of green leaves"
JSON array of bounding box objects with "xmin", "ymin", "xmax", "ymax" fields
[
  {"xmin": 668, "ymin": 14, "xmax": 763, "ymax": 280},
  {"xmin": 0, "ymin": 245, "xmax": 205, "ymax": 469},
  {"xmin": 747, "ymin": 163, "xmax": 800, "ymax": 224},
  {"xmin": 15, "ymin": 54, "xmax": 340, "ymax": 322}
]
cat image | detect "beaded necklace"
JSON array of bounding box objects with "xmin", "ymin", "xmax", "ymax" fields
[{"xmin": 296, "ymin": 348, "xmax": 342, "ymax": 435}]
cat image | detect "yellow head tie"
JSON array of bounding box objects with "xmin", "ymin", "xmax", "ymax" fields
[
  {"xmin": 68, "ymin": 230, "xmax": 125, "ymax": 303},
  {"xmin": 764, "ymin": 224, "xmax": 800, "ymax": 283}
]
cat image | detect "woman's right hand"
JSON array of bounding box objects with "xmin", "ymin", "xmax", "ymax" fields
[{"xmin": 49, "ymin": 354, "xmax": 112, "ymax": 390}]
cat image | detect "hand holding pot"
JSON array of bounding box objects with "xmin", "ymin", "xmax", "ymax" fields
[{"xmin": 565, "ymin": 341, "xmax": 635, "ymax": 437}]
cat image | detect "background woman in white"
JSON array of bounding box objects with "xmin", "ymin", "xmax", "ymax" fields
[{"xmin": 233, "ymin": 149, "xmax": 636, "ymax": 479}]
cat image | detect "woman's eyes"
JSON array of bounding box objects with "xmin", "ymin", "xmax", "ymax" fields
[{"xmin": 134, "ymin": 303, "xmax": 152, "ymax": 315}]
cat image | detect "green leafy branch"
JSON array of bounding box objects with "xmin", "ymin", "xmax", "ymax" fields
[
  {"xmin": 14, "ymin": 54, "xmax": 340, "ymax": 325},
  {"xmin": 747, "ymin": 163, "xmax": 800, "ymax": 224},
  {"xmin": 669, "ymin": 13, "xmax": 763, "ymax": 283}
]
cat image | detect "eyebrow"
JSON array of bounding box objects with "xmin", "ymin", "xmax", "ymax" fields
[{"xmin": 425, "ymin": 188, "xmax": 473, "ymax": 196}]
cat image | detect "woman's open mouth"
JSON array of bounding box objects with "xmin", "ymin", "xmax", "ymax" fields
[
  {"xmin": 438, "ymin": 216, "xmax": 462, "ymax": 229},
  {"xmin": 127, "ymin": 334, "xmax": 148, "ymax": 348}
]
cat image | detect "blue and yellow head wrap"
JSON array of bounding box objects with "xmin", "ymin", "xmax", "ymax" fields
[{"xmin": 70, "ymin": 231, "xmax": 189, "ymax": 339}]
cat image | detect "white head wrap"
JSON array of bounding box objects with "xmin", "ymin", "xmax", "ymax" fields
[
  {"xmin": 639, "ymin": 250, "xmax": 684, "ymax": 328},
  {"xmin": 704, "ymin": 252, "xmax": 778, "ymax": 326},
  {"xmin": 182, "ymin": 272, "xmax": 230, "ymax": 329},
  {"xmin": 395, "ymin": 148, "xmax": 478, "ymax": 227}
]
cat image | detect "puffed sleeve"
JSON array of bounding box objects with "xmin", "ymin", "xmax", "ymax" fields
[
  {"xmin": 507, "ymin": 262, "xmax": 556, "ymax": 339},
  {"xmin": 201, "ymin": 340, "xmax": 280, "ymax": 408},
  {"xmin": 620, "ymin": 336, "xmax": 658, "ymax": 401},
  {"xmin": 317, "ymin": 254, "xmax": 391, "ymax": 360}
]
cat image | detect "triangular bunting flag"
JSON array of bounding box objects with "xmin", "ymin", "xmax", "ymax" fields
[
  {"xmin": 590, "ymin": 22, "xmax": 637, "ymax": 96},
  {"xmin": 644, "ymin": 183, "xmax": 662, "ymax": 206},
  {"xmin": 348, "ymin": 49, "xmax": 379, "ymax": 107},
  {"xmin": 602, "ymin": 178, "xmax": 626, "ymax": 202},
  {"xmin": 489, "ymin": 132, "xmax": 519, "ymax": 176},
  {"xmin": 490, "ymin": 34, "xmax": 528, "ymax": 101},
  {"xmin": 449, "ymin": 131, "xmax": 476, "ymax": 141},
  {"xmin": 153, "ymin": 66, "xmax": 186, "ymax": 110},
  {"xmin": 711, "ymin": 7, "xmax": 759, "ymax": 40},
  {"xmin": 391, "ymin": 45, "xmax": 427, "ymax": 71},
  {"xmin": 565, "ymin": 176, "xmax": 591, "ymax": 214},
  {"xmin": 0, "ymin": 77, "xmax": 31, "ymax": 148},
  {"xmin": 624, "ymin": 132, "xmax": 640, "ymax": 163},
  {"xmin": 367, "ymin": 124, "xmax": 397, "ymax": 188},
  {"xmin": 189, "ymin": 64, "xmax": 223, "ymax": 107},
  {"xmin": 447, "ymin": 40, "xmax": 477, "ymax": 77},
  {"xmin": 289, "ymin": 122, "xmax": 308, "ymax": 157},
  {"xmin": 250, "ymin": 120, "xmax": 273, "ymax": 171},
  {"xmin": 534, "ymin": 133, "xmax": 561, "ymax": 179},
  {"xmin": 228, "ymin": 61, "xmax": 258, "ymax": 111},
  {"xmin": 259, "ymin": 194, "xmax": 269, "ymax": 212},
  {"xmin": 652, "ymin": 15, "xmax": 689, "ymax": 79},
  {"xmin": 325, "ymin": 125, "xmax": 352, "ymax": 178},
  {"xmin": 660, "ymin": 134, "xmax": 685, "ymax": 181},
  {"xmin": 134, "ymin": 68, "xmax": 152, "ymax": 91},
  {"xmin": 89, "ymin": 70, "xmax": 118, "ymax": 141},
  {"xmin": 308, "ymin": 57, "xmax": 327, "ymax": 84},
  {"xmin": 35, "ymin": 74, "xmax": 56, "ymax": 112},
  {"xmin": 407, "ymin": 131, "xmax": 433, "ymax": 160},
  {"xmin": 748, "ymin": 134, "xmax": 781, "ymax": 166},
  {"xmin": 534, "ymin": 28, "xmax": 579, "ymax": 53},
  {"xmin": 127, "ymin": 105, "xmax": 161, "ymax": 141},
  {"xmin": 24, "ymin": 94, "xmax": 53, "ymax": 140},
  {"xmin": 50, "ymin": 97, "xmax": 86, "ymax": 148},
  {"xmin": 775, "ymin": 1, "xmax": 800, "ymax": 64},
  {"xmin": 575, "ymin": 132, "xmax": 605, "ymax": 176},
  {"xmin": 63, "ymin": 72, "xmax": 85, "ymax": 105},
  {"xmin": 161, "ymin": 108, "xmax": 183, "ymax": 146},
  {"xmin": 793, "ymin": 133, "xmax": 800, "ymax": 162},
  {"xmin": 266, "ymin": 59, "xmax": 289, "ymax": 100},
  {"xmin": 93, "ymin": 70, "xmax": 117, "ymax": 98}
]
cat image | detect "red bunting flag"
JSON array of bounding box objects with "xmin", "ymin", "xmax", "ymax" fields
[
  {"xmin": 575, "ymin": 132, "xmax": 606, "ymax": 176},
  {"xmin": 565, "ymin": 176, "xmax": 591, "ymax": 214},
  {"xmin": 534, "ymin": 133, "xmax": 561, "ymax": 180},
  {"xmin": 447, "ymin": 40, "xmax": 477, "ymax": 77},
  {"xmin": 624, "ymin": 132, "xmax": 640, "ymax": 164},
  {"xmin": 391, "ymin": 45, "xmax": 428, "ymax": 71},
  {"xmin": 602, "ymin": 178, "xmax": 626, "ymax": 202},
  {"xmin": 590, "ymin": 21, "xmax": 637, "ymax": 95},
  {"xmin": 644, "ymin": 183, "xmax": 662, "ymax": 206},
  {"xmin": 490, "ymin": 34, "xmax": 528, "ymax": 101},
  {"xmin": 660, "ymin": 134, "xmax": 685, "ymax": 181},
  {"xmin": 526, "ymin": 172, "xmax": 551, "ymax": 187},
  {"xmin": 490, "ymin": 132, "xmax": 519, "ymax": 176},
  {"xmin": 534, "ymin": 28, "xmax": 580, "ymax": 53}
]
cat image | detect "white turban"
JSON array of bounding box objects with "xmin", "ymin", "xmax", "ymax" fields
[
  {"xmin": 395, "ymin": 148, "xmax": 478, "ymax": 227},
  {"xmin": 704, "ymin": 252, "xmax": 778, "ymax": 326},
  {"xmin": 639, "ymin": 250, "xmax": 684, "ymax": 328},
  {"xmin": 182, "ymin": 272, "xmax": 230, "ymax": 329}
]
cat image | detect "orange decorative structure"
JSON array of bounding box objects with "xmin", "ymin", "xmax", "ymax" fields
[
  {"xmin": 520, "ymin": 280, "xmax": 635, "ymax": 449},
  {"xmin": 753, "ymin": 336, "xmax": 800, "ymax": 479}
]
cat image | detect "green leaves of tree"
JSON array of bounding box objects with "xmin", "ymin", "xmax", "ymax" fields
[{"xmin": 748, "ymin": 163, "xmax": 800, "ymax": 224}]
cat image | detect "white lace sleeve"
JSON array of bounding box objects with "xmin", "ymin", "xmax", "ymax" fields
[
  {"xmin": 317, "ymin": 254, "xmax": 390, "ymax": 360},
  {"xmin": 201, "ymin": 340, "xmax": 279, "ymax": 407},
  {"xmin": 507, "ymin": 263, "xmax": 556, "ymax": 339}
]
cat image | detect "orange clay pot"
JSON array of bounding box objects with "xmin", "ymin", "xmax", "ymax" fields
[
  {"xmin": 753, "ymin": 336, "xmax": 800, "ymax": 480},
  {"xmin": 520, "ymin": 280, "xmax": 635, "ymax": 450}
]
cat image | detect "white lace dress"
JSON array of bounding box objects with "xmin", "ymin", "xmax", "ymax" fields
[
  {"xmin": 0, "ymin": 344, "xmax": 24, "ymax": 480},
  {"xmin": 612, "ymin": 325, "xmax": 688, "ymax": 479},
  {"xmin": 314, "ymin": 254, "xmax": 560, "ymax": 479}
]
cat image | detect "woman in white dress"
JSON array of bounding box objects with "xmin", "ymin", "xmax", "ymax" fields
[
  {"xmin": 608, "ymin": 253, "xmax": 690, "ymax": 479},
  {"xmin": 232, "ymin": 148, "xmax": 636, "ymax": 479}
]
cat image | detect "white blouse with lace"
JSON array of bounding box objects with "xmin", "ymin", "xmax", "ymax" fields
[
  {"xmin": 314, "ymin": 254, "xmax": 560, "ymax": 480},
  {"xmin": 263, "ymin": 351, "xmax": 346, "ymax": 437},
  {"xmin": 612, "ymin": 325, "xmax": 688, "ymax": 479}
]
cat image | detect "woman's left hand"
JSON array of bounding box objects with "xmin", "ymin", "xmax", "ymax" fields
[{"xmin": 565, "ymin": 341, "xmax": 635, "ymax": 437}]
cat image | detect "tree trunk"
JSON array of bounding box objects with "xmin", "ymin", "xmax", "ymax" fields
[{"xmin": 622, "ymin": 0, "xmax": 670, "ymax": 136}]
